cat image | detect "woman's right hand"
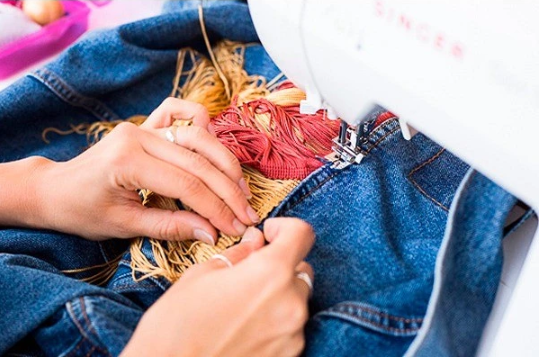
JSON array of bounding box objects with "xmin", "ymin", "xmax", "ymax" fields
[
  {"xmin": 121, "ymin": 218, "xmax": 315, "ymax": 357},
  {"xmin": 28, "ymin": 98, "xmax": 258, "ymax": 242}
]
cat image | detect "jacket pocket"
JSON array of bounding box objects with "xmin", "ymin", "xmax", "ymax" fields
[
  {"xmin": 304, "ymin": 301, "xmax": 423, "ymax": 356},
  {"xmin": 408, "ymin": 148, "xmax": 470, "ymax": 212}
]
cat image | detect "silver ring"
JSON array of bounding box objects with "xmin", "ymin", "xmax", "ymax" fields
[
  {"xmin": 211, "ymin": 254, "xmax": 233, "ymax": 268},
  {"xmin": 295, "ymin": 271, "xmax": 313, "ymax": 295},
  {"xmin": 165, "ymin": 126, "xmax": 176, "ymax": 144}
]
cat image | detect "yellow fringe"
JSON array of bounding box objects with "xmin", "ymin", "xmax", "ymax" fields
[
  {"xmin": 61, "ymin": 253, "xmax": 124, "ymax": 287},
  {"xmin": 130, "ymin": 167, "xmax": 299, "ymax": 282}
]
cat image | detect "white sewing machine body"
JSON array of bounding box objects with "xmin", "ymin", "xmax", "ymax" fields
[{"xmin": 248, "ymin": 0, "xmax": 539, "ymax": 356}]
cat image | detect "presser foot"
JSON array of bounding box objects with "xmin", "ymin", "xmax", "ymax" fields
[{"xmin": 325, "ymin": 120, "xmax": 366, "ymax": 170}]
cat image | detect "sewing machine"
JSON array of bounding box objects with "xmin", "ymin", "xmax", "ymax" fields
[{"xmin": 248, "ymin": 0, "xmax": 539, "ymax": 356}]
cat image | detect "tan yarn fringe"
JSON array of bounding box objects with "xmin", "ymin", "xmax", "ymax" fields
[
  {"xmin": 62, "ymin": 253, "xmax": 124, "ymax": 286},
  {"xmin": 131, "ymin": 167, "xmax": 299, "ymax": 282}
]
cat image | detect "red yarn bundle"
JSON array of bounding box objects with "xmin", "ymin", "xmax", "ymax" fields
[{"xmin": 212, "ymin": 97, "xmax": 340, "ymax": 180}]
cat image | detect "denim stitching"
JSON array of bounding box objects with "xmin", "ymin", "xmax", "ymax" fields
[
  {"xmin": 279, "ymin": 122, "xmax": 402, "ymax": 213},
  {"xmin": 79, "ymin": 297, "xmax": 111, "ymax": 356},
  {"xmin": 364, "ymin": 127, "xmax": 401, "ymax": 155},
  {"xmin": 281, "ymin": 171, "xmax": 341, "ymax": 212},
  {"xmin": 109, "ymin": 269, "xmax": 163, "ymax": 290},
  {"xmin": 339, "ymin": 303, "xmax": 424, "ymax": 323},
  {"xmin": 65, "ymin": 336, "xmax": 88, "ymax": 357},
  {"xmin": 318, "ymin": 302, "xmax": 424, "ymax": 335},
  {"xmin": 30, "ymin": 68, "xmax": 120, "ymax": 121},
  {"xmin": 119, "ymin": 259, "xmax": 172, "ymax": 291},
  {"xmin": 66, "ymin": 301, "xmax": 94, "ymax": 345},
  {"xmin": 85, "ymin": 345, "xmax": 97, "ymax": 357},
  {"xmin": 66, "ymin": 299, "xmax": 110, "ymax": 356},
  {"xmin": 407, "ymin": 148, "xmax": 449, "ymax": 212},
  {"xmin": 112, "ymin": 283, "xmax": 159, "ymax": 291},
  {"xmin": 320, "ymin": 311, "xmax": 419, "ymax": 335},
  {"xmin": 110, "ymin": 270, "xmax": 133, "ymax": 282},
  {"xmin": 98, "ymin": 242, "xmax": 113, "ymax": 263}
]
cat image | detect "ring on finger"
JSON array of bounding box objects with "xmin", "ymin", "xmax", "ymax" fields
[
  {"xmin": 295, "ymin": 271, "xmax": 313, "ymax": 296},
  {"xmin": 211, "ymin": 253, "xmax": 233, "ymax": 269},
  {"xmin": 165, "ymin": 125, "xmax": 178, "ymax": 144}
]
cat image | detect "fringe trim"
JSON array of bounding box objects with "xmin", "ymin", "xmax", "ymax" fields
[{"xmin": 130, "ymin": 167, "xmax": 299, "ymax": 282}]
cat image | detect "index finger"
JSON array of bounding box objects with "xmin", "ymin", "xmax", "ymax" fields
[
  {"xmin": 140, "ymin": 97, "xmax": 210, "ymax": 130},
  {"xmin": 260, "ymin": 218, "xmax": 315, "ymax": 268},
  {"xmin": 151, "ymin": 126, "xmax": 248, "ymax": 194}
]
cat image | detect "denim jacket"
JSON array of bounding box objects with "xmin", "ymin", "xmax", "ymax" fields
[{"xmin": 0, "ymin": 1, "xmax": 521, "ymax": 356}]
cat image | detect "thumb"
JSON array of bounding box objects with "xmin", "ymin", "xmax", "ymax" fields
[
  {"xmin": 204, "ymin": 227, "xmax": 265, "ymax": 270},
  {"xmin": 126, "ymin": 206, "xmax": 218, "ymax": 245},
  {"xmin": 261, "ymin": 217, "xmax": 315, "ymax": 268}
]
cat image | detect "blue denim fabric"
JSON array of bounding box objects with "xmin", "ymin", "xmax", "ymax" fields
[
  {"xmin": 267, "ymin": 134, "xmax": 520, "ymax": 356},
  {"xmin": 0, "ymin": 0, "xmax": 522, "ymax": 356},
  {"xmin": 0, "ymin": 254, "xmax": 140, "ymax": 356},
  {"xmin": 267, "ymin": 120, "xmax": 471, "ymax": 356},
  {"xmin": 406, "ymin": 169, "xmax": 517, "ymax": 356}
]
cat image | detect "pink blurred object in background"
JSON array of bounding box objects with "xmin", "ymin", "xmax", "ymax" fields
[{"xmin": 0, "ymin": 1, "xmax": 91, "ymax": 80}]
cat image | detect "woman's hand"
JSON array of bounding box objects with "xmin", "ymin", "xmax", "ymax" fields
[
  {"xmin": 29, "ymin": 98, "xmax": 258, "ymax": 242},
  {"xmin": 122, "ymin": 218, "xmax": 315, "ymax": 357}
]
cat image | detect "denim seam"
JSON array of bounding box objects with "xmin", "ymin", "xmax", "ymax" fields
[
  {"xmin": 117, "ymin": 259, "xmax": 171, "ymax": 291},
  {"xmin": 362, "ymin": 126, "xmax": 401, "ymax": 155},
  {"xmin": 407, "ymin": 148, "xmax": 449, "ymax": 212},
  {"xmin": 85, "ymin": 345, "xmax": 97, "ymax": 357},
  {"xmin": 65, "ymin": 302, "xmax": 106, "ymax": 356},
  {"xmin": 320, "ymin": 311, "xmax": 419, "ymax": 335},
  {"xmin": 283, "ymin": 171, "xmax": 340, "ymax": 211},
  {"xmin": 339, "ymin": 303, "xmax": 424, "ymax": 323},
  {"xmin": 280, "ymin": 125, "xmax": 402, "ymax": 212},
  {"xmin": 65, "ymin": 336, "xmax": 88, "ymax": 357},
  {"xmin": 98, "ymin": 242, "xmax": 114, "ymax": 263},
  {"xmin": 112, "ymin": 269, "xmax": 133, "ymax": 281},
  {"xmin": 404, "ymin": 169, "xmax": 477, "ymax": 356},
  {"xmin": 79, "ymin": 297, "xmax": 112, "ymax": 357},
  {"xmin": 65, "ymin": 299, "xmax": 110, "ymax": 357},
  {"xmin": 112, "ymin": 283, "xmax": 159, "ymax": 291},
  {"xmin": 30, "ymin": 68, "xmax": 120, "ymax": 121},
  {"xmin": 111, "ymin": 268, "xmax": 161, "ymax": 288}
]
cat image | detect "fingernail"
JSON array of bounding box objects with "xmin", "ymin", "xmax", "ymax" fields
[
  {"xmin": 246, "ymin": 205, "xmax": 260, "ymax": 224},
  {"xmin": 232, "ymin": 218, "xmax": 247, "ymax": 234},
  {"xmin": 193, "ymin": 229, "xmax": 215, "ymax": 246},
  {"xmin": 239, "ymin": 178, "xmax": 252, "ymax": 199},
  {"xmin": 241, "ymin": 226, "xmax": 259, "ymax": 243}
]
